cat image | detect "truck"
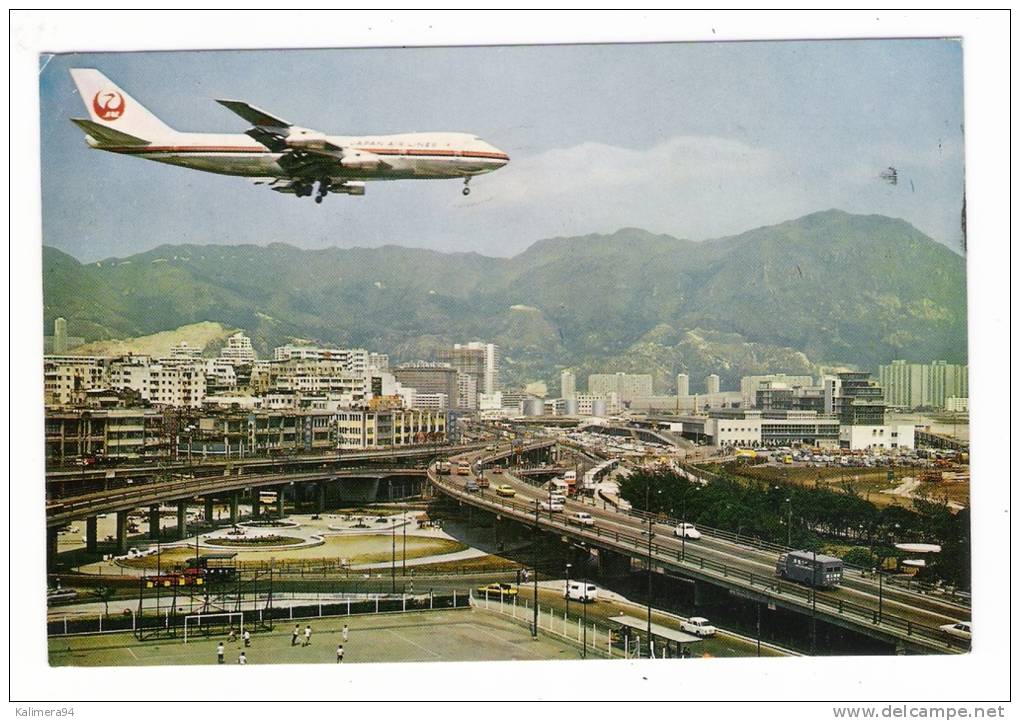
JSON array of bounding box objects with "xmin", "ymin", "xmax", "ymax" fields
[
  {"xmin": 565, "ymin": 580, "xmax": 598, "ymax": 602},
  {"xmin": 775, "ymin": 550, "xmax": 844, "ymax": 589}
]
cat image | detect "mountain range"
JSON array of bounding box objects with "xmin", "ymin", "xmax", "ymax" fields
[{"xmin": 43, "ymin": 209, "xmax": 968, "ymax": 393}]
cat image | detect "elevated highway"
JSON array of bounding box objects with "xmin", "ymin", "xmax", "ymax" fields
[{"xmin": 430, "ymin": 444, "xmax": 971, "ymax": 655}]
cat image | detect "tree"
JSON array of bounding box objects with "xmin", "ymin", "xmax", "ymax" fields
[
  {"xmin": 90, "ymin": 584, "xmax": 116, "ymax": 618},
  {"xmin": 841, "ymin": 546, "xmax": 875, "ymax": 567}
]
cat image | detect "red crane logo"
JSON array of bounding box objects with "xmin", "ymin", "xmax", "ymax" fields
[{"xmin": 92, "ymin": 90, "xmax": 125, "ymax": 121}]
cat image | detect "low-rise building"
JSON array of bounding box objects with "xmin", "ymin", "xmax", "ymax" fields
[
  {"xmin": 336, "ymin": 408, "xmax": 446, "ymax": 449},
  {"xmin": 45, "ymin": 408, "xmax": 165, "ymax": 463}
]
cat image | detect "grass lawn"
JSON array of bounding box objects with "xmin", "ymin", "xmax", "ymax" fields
[{"xmin": 120, "ymin": 535, "xmax": 468, "ymax": 570}]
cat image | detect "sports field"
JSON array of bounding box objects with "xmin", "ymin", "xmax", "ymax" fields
[{"xmin": 48, "ymin": 608, "xmax": 587, "ymax": 666}]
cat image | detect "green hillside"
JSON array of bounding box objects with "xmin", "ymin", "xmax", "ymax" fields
[{"xmin": 42, "ymin": 210, "xmax": 968, "ymax": 392}]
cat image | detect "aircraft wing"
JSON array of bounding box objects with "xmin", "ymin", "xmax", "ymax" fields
[{"xmin": 216, "ymin": 99, "xmax": 291, "ymax": 128}]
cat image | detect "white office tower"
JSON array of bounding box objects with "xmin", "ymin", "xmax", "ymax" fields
[
  {"xmin": 560, "ymin": 369, "xmax": 576, "ymax": 399},
  {"xmin": 676, "ymin": 373, "xmax": 690, "ymax": 397},
  {"xmin": 706, "ymin": 374, "xmax": 721, "ymax": 395}
]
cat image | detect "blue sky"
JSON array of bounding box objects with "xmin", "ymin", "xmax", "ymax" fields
[{"xmin": 40, "ymin": 40, "xmax": 964, "ymax": 262}]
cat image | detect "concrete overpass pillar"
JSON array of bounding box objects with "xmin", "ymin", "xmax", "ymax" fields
[
  {"xmin": 252, "ymin": 493, "xmax": 261, "ymax": 519},
  {"xmin": 276, "ymin": 490, "xmax": 285, "ymax": 518},
  {"xmin": 47, "ymin": 527, "xmax": 59, "ymax": 565},
  {"xmin": 177, "ymin": 502, "xmax": 188, "ymax": 540},
  {"xmin": 316, "ymin": 482, "xmax": 326, "ymax": 514},
  {"xmin": 115, "ymin": 510, "xmax": 129, "ymax": 554},
  {"xmin": 229, "ymin": 492, "xmax": 239, "ymax": 525},
  {"xmin": 597, "ymin": 548, "xmax": 632, "ymax": 577},
  {"xmin": 148, "ymin": 505, "xmax": 160, "ymax": 540},
  {"xmin": 204, "ymin": 497, "xmax": 215, "ymax": 524},
  {"xmin": 85, "ymin": 516, "xmax": 98, "ymax": 553}
]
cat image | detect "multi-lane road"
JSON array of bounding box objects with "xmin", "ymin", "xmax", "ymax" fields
[{"xmin": 431, "ymin": 444, "xmax": 971, "ymax": 654}]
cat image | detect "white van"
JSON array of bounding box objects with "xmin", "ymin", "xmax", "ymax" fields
[
  {"xmin": 565, "ymin": 580, "xmax": 598, "ymax": 602},
  {"xmin": 568, "ymin": 511, "xmax": 595, "ymax": 527},
  {"xmin": 549, "ymin": 493, "xmax": 567, "ymax": 505}
]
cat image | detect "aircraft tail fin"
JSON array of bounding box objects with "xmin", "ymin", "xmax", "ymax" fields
[
  {"xmin": 70, "ymin": 118, "xmax": 151, "ymax": 146},
  {"xmin": 69, "ymin": 68, "xmax": 176, "ymax": 141}
]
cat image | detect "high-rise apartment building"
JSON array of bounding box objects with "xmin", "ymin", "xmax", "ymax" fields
[
  {"xmin": 436, "ymin": 342, "xmax": 499, "ymax": 404},
  {"xmin": 676, "ymin": 373, "xmax": 690, "ymax": 397},
  {"xmin": 220, "ymin": 331, "xmax": 257, "ymax": 364},
  {"xmin": 878, "ymin": 360, "xmax": 969, "ymax": 410},
  {"xmin": 393, "ymin": 363, "xmax": 460, "ymax": 407},
  {"xmin": 706, "ymin": 374, "xmax": 721, "ymax": 395}
]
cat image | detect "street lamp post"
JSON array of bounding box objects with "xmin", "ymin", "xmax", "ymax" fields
[
  {"xmin": 581, "ymin": 548, "xmax": 589, "ymax": 659},
  {"xmin": 565, "ymin": 562, "xmax": 572, "ymax": 622},
  {"xmin": 876, "ymin": 565, "xmax": 884, "ymax": 624},
  {"xmin": 786, "ymin": 497, "xmax": 793, "ymax": 547},
  {"xmin": 391, "ymin": 517, "xmax": 396, "ymax": 593},
  {"xmin": 532, "ymin": 499, "xmax": 539, "ymax": 638}
]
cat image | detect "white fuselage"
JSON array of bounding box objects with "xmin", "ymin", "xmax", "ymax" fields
[{"xmin": 94, "ymin": 130, "xmax": 509, "ymax": 182}]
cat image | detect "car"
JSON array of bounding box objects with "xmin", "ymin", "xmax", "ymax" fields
[
  {"xmin": 475, "ymin": 476, "xmax": 490, "ymax": 489},
  {"xmin": 680, "ymin": 616, "xmax": 717, "ymax": 637},
  {"xmin": 539, "ymin": 500, "xmax": 564, "ymax": 512},
  {"xmin": 465, "ymin": 480, "xmax": 480, "ymax": 493},
  {"xmin": 673, "ymin": 523, "xmax": 702, "ymax": 540},
  {"xmin": 492, "ymin": 467, "xmax": 503, "ymax": 474},
  {"xmin": 940, "ymin": 621, "xmax": 972, "ymax": 640},
  {"xmin": 495, "ymin": 484, "xmax": 516, "ymax": 498},
  {"xmin": 568, "ymin": 511, "xmax": 595, "ymax": 527},
  {"xmin": 477, "ymin": 582, "xmax": 518, "ymax": 597}
]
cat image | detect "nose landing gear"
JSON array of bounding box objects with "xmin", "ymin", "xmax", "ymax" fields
[
  {"xmin": 315, "ymin": 179, "xmax": 329, "ymax": 204},
  {"xmin": 462, "ymin": 177, "xmax": 471, "ymax": 196}
]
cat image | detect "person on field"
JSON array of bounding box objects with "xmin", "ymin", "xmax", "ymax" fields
[
  {"xmin": 342, "ymin": 624, "xmax": 349, "ymax": 643},
  {"xmin": 216, "ymin": 642, "xmax": 225, "ymax": 664},
  {"xmin": 336, "ymin": 644, "xmax": 344, "ymax": 663},
  {"xmin": 292, "ymin": 624, "xmax": 300, "ymax": 646},
  {"xmin": 238, "ymin": 651, "xmax": 247, "ymax": 665},
  {"xmin": 243, "ymin": 629, "xmax": 251, "ymax": 647},
  {"xmin": 303, "ymin": 625, "xmax": 312, "ymax": 646}
]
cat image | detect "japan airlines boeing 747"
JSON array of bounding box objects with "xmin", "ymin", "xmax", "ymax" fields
[{"xmin": 69, "ymin": 69, "xmax": 509, "ymax": 202}]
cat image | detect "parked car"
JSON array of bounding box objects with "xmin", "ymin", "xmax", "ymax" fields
[
  {"xmin": 477, "ymin": 582, "xmax": 517, "ymax": 597},
  {"xmin": 673, "ymin": 523, "xmax": 702, "ymax": 540},
  {"xmin": 939, "ymin": 621, "xmax": 972, "ymax": 640},
  {"xmin": 495, "ymin": 484, "xmax": 516, "ymax": 498},
  {"xmin": 680, "ymin": 616, "xmax": 717, "ymax": 637}
]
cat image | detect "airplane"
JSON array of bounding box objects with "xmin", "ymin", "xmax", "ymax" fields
[{"xmin": 68, "ymin": 69, "xmax": 510, "ymax": 202}]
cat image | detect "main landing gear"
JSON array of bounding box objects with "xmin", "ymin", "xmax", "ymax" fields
[
  {"xmin": 462, "ymin": 177, "xmax": 471, "ymax": 196},
  {"xmin": 315, "ymin": 179, "xmax": 329, "ymax": 204}
]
